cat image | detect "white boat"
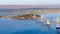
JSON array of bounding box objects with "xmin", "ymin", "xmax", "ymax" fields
[
  {"xmin": 56, "ymin": 17, "xmax": 60, "ymax": 29},
  {"xmin": 47, "ymin": 19, "xmax": 50, "ymax": 25}
]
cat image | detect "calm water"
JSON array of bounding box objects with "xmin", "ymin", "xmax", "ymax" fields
[{"xmin": 0, "ymin": 13, "xmax": 60, "ymax": 34}]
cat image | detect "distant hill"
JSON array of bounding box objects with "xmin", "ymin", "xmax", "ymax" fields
[{"xmin": 0, "ymin": 5, "xmax": 60, "ymax": 9}]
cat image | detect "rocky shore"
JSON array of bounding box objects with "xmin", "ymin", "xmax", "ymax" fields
[
  {"xmin": 0, "ymin": 14, "xmax": 41, "ymax": 20},
  {"xmin": 12, "ymin": 14, "xmax": 41, "ymax": 20}
]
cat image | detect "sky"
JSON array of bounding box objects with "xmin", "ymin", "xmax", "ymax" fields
[{"xmin": 0, "ymin": 0, "xmax": 60, "ymax": 5}]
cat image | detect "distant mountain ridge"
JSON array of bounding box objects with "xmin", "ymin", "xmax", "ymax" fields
[
  {"xmin": 0, "ymin": 5, "xmax": 60, "ymax": 9},
  {"xmin": 0, "ymin": 8, "xmax": 49, "ymax": 10},
  {"xmin": 0, "ymin": 7, "xmax": 59, "ymax": 10}
]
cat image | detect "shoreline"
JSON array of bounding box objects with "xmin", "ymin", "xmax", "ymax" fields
[{"xmin": 0, "ymin": 14, "xmax": 41, "ymax": 20}]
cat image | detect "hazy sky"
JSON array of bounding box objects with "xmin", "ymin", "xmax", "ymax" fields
[{"xmin": 0, "ymin": 0, "xmax": 60, "ymax": 5}]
